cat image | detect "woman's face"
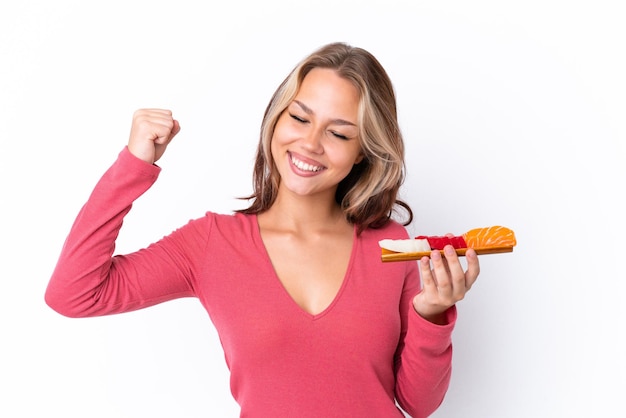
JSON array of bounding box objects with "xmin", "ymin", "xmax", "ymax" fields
[{"xmin": 271, "ymin": 68, "xmax": 363, "ymax": 200}]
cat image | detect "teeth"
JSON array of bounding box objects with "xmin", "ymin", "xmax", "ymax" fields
[{"xmin": 291, "ymin": 154, "xmax": 323, "ymax": 172}]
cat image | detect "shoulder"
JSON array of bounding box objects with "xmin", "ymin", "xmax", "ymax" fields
[
  {"xmin": 207, "ymin": 211, "xmax": 255, "ymax": 228},
  {"xmin": 200, "ymin": 211, "xmax": 258, "ymax": 242},
  {"xmin": 175, "ymin": 211, "xmax": 256, "ymax": 240}
]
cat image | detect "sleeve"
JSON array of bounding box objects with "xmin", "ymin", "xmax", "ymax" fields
[
  {"xmin": 394, "ymin": 260, "xmax": 457, "ymax": 418},
  {"xmin": 44, "ymin": 147, "xmax": 210, "ymax": 318}
]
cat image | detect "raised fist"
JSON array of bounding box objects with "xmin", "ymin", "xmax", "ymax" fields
[{"xmin": 127, "ymin": 109, "xmax": 181, "ymax": 164}]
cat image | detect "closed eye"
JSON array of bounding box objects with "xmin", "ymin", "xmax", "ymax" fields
[
  {"xmin": 290, "ymin": 113, "xmax": 308, "ymax": 123},
  {"xmin": 330, "ymin": 131, "xmax": 349, "ymax": 140}
]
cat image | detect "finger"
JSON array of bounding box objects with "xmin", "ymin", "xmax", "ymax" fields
[
  {"xmin": 155, "ymin": 115, "xmax": 180, "ymax": 141},
  {"xmin": 155, "ymin": 119, "xmax": 180, "ymax": 147},
  {"xmin": 464, "ymin": 248, "xmax": 480, "ymax": 289},
  {"xmin": 132, "ymin": 112, "xmax": 172, "ymax": 132},
  {"xmin": 169, "ymin": 119, "xmax": 181, "ymax": 140},
  {"xmin": 443, "ymin": 245, "xmax": 468, "ymax": 297},
  {"xmin": 133, "ymin": 108, "xmax": 172, "ymax": 122},
  {"xmin": 137, "ymin": 115, "xmax": 176, "ymax": 144},
  {"xmin": 418, "ymin": 256, "xmax": 437, "ymax": 291},
  {"xmin": 134, "ymin": 109, "xmax": 174, "ymax": 123},
  {"xmin": 137, "ymin": 108, "xmax": 175, "ymax": 120},
  {"xmin": 429, "ymin": 249, "xmax": 452, "ymax": 295}
]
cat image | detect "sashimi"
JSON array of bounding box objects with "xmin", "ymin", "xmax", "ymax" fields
[
  {"xmin": 378, "ymin": 238, "xmax": 431, "ymax": 253},
  {"xmin": 380, "ymin": 226, "xmax": 516, "ymax": 262}
]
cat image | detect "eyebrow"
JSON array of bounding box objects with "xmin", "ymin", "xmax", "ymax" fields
[{"xmin": 293, "ymin": 100, "xmax": 357, "ymax": 127}]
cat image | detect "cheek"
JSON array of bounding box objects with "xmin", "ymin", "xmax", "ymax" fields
[
  {"xmin": 269, "ymin": 136, "xmax": 282, "ymax": 170},
  {"xmin": 272, "ymin": 119, "xmax": 298, "ymax": 147},
  {"xmin": 269, "ymin": 127, "xmax": 286, "ymax": 157},
  {"xmin": 332, "ymin": 142, "xmax": 363, "ymax": 167}
]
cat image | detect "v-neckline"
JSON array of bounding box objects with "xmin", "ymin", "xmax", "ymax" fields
[{"xmin": 253, "ymin": 214, "xmax": 357, "ymax": 320}]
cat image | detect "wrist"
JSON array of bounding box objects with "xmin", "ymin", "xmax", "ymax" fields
[
  {"xmin": 413, "ymin": 301, "xmax": 449, "ymax": 325},
  {"xmin": 127, "ymin": 143, "xmax": 155, "ymax": 165}
]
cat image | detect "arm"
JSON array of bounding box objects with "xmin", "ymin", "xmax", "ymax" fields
[
  {"xmin": 393, "ymin": 261, "xmax": 456, "ymax": 418},
  {"xmin": 44, "ymin": 109, "xmax": 198, "ymax": 317},
  {"xmin": 44, "ymin": 146, "xmax": 206, "ymax": 317},
  {"xmin": 394, "ymin": 247, "xmax": 479, "ymax": 417}
]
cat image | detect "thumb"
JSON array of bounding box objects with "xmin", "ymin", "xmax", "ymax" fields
[
  {"xmin": 170, "ymin": 119, "xmax": 181, "ymax": 139},
  {"xmin": 154, "ymin": 119, "xmax": 181, "ymax": 145}
]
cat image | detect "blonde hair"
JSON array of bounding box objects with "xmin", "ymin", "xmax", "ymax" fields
[{"xmin": 238, "ymin": 42, "xmax": 412, "ymax": 232}]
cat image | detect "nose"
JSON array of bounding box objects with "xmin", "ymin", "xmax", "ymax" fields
[{"xmin": 301, "ymin": 127, "xmax": 324, "ymax": 154}]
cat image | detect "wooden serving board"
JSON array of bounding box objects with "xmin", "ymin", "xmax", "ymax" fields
[{"xmin": 381, "ymin": 246, "xmax": 514, "ymax": 262}]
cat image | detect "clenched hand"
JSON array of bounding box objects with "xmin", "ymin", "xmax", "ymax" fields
[{"xmin": 128, "ymin": 108, "xmax": 181, "ymax": 164}]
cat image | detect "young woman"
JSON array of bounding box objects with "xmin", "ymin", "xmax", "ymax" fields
[{"xmin": 45, "ymin": 42, "xmax": 480, "ymax": 418}]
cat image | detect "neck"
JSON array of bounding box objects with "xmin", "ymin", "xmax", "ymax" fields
[{"xmin": 261, "ymin": 188, "xmax": 347, "ymax": 234}]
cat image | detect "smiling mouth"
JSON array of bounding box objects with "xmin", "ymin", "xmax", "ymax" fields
[{"xmin": 289, "ymin": 153, "xmax": 325, "ymax": 172}]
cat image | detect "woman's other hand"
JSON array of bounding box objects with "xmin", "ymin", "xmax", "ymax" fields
[{"xmin": 413, "ymin": 245, "xmax": 480, "ymax": 325}]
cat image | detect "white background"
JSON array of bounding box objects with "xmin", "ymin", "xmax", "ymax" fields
[{"xmin": 1, "ymin": 1, "xmax": 625, "ymax": 417}]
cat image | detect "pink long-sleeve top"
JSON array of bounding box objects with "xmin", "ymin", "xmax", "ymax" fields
[{"xmin": 45, "ymin": 147, "xmax": 456, "ymax": 418}]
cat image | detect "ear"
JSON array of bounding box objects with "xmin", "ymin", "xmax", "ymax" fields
[{"xmin": 354, "ymin": 153, "xmax": 364, "ymax": 164}]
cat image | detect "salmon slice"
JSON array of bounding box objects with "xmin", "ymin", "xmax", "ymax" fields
[{"xmin": 462, "ymin": 226, "xmax": 516, "ymax": 249}]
